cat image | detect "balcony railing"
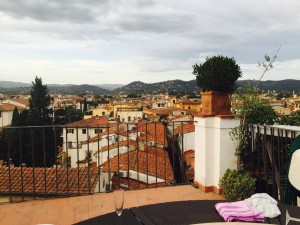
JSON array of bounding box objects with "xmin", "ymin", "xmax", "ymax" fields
[
  {"xmin": 243, "ymin": 124, "xmax": 300, "ymax": 204},
  {"xmin": 3, "ymin": 122, "xmax": 297, "ymax": 204},
  {"xmin": 0, "ymin": 121, "xmax": 193, "ymax": 203}
]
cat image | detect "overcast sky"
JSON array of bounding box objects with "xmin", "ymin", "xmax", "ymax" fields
[{"xmin": 0, "ymin": 0, "xmax": 299, "ymax": 85}]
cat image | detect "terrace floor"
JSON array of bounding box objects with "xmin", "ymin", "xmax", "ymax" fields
[{"xmin": 0, "ymin": 184, "xmax": 224, "ymax": 225}]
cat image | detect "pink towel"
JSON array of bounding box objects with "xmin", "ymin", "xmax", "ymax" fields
[{"xmin": 215, "ymin": 201, "xmax": 265, "ymax": 222}]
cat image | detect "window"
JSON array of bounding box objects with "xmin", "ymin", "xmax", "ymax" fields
[
  {"xmin": 102, "ymin": 111, "xmax": 105, "ymax": 116},
  {"xmin": 85, "ymin": 151, "xmax": 92, "ymax": 159},
  {"xmin": 95, "ymin": 128, "xmax": 102, "ymax": 134},
  {"xmin": 188, "ymin": 106, "xmax": 191, "ymax": 109},
  {"xmin": 68, "ymin": 141, "xmax": 72, "ymax": 148},
  {"xmin": 67, "ymin": 129, "xmax": 74, "ymax": 134},
  {"xmin": 128, "ymin": 116, "xmax": 131, "ymax": 121},
  {"xmin": 0, "ymin": 111, "xmax": 1, "ymax": 118},
  {"xmin": 173, "ymin": 100, "xmax": 176, "ymax": 103},
  {"xmin": 82, "ymin": 129, "xmax": 87, "ymax": 134}
]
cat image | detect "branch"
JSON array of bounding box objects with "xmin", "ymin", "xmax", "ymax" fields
[{"xmin": 255, "ymin": 45, "xmax": 281, "ymax": 88}]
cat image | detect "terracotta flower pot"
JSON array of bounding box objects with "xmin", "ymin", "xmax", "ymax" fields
[{"xmin": 201, "ymin": 91, "xmax": 232, "ymax": 116}]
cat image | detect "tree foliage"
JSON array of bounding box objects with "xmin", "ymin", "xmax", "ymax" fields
[
  {"xmin": 54, "ymin": 106, "xmax": 83, "ymax": 125},
  {"xmin": 29, "ymin": 76, "xmax": 52, "ymax": 125},
  {"xmin": 193, "ymin": 55, "xmax": 242, "ymax": 92},
  {"xmin": 83, "ymin": 97, "xmax": 88, "ymax": 112},
  {"xmin": 4, "ymin": 77, "xmax": 58, "ymax": 167},
  {"xmin": 230, "ymin": 47, "xmax": 280, "ymax": 171},
  {"xmin": 277, "ymin": 111, "xmax": 300, "ymax": 126}
]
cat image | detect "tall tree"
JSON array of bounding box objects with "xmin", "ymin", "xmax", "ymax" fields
[
  {"xmin": 83, "ymin": 97, "xmax": 88, "ymax": 112},
  {"xmin": 29, "ymin": 76, "xmax": 52, "ymax": 125},
  {"xmin": 11, "ymin": 107, "xmax": 20, "ymax": 126},
  {"xmin": 7, "ymin": 77, "xmax": 56, "ymax": 167}
]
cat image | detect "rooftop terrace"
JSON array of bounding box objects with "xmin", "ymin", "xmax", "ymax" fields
[{"xmin": 0, "ymin": 185, "xmax": 224, "ymax": 225}]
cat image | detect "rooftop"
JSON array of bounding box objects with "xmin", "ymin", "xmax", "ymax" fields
[{"xmin": 0, "ymin": 185, "xmax": 224, "ymax": 225}]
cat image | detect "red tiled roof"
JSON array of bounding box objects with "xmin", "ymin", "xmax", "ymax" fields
[
  {"xmin": 136, "ymin": 122, "xmax": 168, "ymax": 146},
  {"xmin": 101, "ymin": 149, "xmax": 174, "ymax": 182},
  {"xmin": 174, "ymin": 123, "xmax": 195, "ymax": 135},
  {"xmin": 183, "ymin": 150, "xmax": 195, "ymax": 168},
  {"xmin": 84, "ymin": 122, "xmax": 168, "ymax": 146},
  {"xmin": 10, "ymin": 99, "xmax": 30, "ymax": 106},
  {"xmin": 0, "ymin": 167, "xmax": 99, "ymax": 195},
  {"xmin": 66, "ymin": 116, "xmax": 109, "ymax": 127},
  {"xmin": 99, "ymin": 140, "xmax": 136, "ymax": 152},
  {"xmin": 183, "ymin": 150, "xmax": 195, "ymax": 180},
  {"xmin": 0, "ymin": 103, "xmax": 25, "ymax": 111}
]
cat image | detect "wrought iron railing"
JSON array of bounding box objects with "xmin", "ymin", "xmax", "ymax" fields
[
  {"xmin": 0, "ymin": 121, "xmax": 194, "ymax": 203},
  {"xmin": 243, "ymin": 124, "xmax": 300, "ymax": 204}
]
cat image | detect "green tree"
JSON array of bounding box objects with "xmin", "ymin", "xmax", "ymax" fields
[
  {"xmin": 83, "ymin": 97, "xmax": 88, "ymax": 112},
  {"xmin": 11, "ymin": 107, "xmax": 20, "ymax": 126},
  {"xmin": 29, "ymin": 76, "xmax": 52, "ymax": 125},
  {"xmin": 7, "ymin": 77, "xmax": 56, "ymax": 167},
  {"xmin": 54, "ymin": 107, "xmax": 83, "ymax": 125},
  {"xmin": 230, "ymin": 47, "xmax": 280, "ymax": 171},
  {"xmin": 277, "ymin": 111, "xmax": 300, "ymax": 126},
  {"xmin": 64, "ymin": 106, "xmax": 83, "ymax": 123}
]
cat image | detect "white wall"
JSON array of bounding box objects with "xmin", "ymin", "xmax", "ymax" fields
[
  {"xmin": 178, "ymin": 131, "xmax": 195, "ymax": 153},
  {"xmin": 0, "ymin": 111, "xmax": 13, "ymax": 127},
  {"xmin": 194, "ymin": 116, "xmax": 239, "ymax": 191},
  {"xmin": 116, "ymin": 111, "xmax": 143, "ymax": 123}
]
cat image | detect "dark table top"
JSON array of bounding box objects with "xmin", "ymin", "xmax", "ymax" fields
[
  {"xmin": 73, "ymin": 200, "xmax": 300, "ymax": 225},
  {"xmin": 73, "ymin": 209, "xmax": 143, "ymax": 225}
]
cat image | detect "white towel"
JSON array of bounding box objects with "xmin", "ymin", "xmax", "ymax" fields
[{"xmin": 245, "ymin": 193, "xmax": 281, "ymax": 218}]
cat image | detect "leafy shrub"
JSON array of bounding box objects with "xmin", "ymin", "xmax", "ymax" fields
[
  {"xmin": 219, "ymin": 169, "xmax": 256, "ymax": 201},
  {"xmin": 193, "ymin": 55, "xmax": 242, "ymax": 92}
]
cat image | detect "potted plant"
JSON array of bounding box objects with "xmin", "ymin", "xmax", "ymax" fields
[{"xmin": 193, "ymin": 55, "xmax": 242, "ymax": 116}]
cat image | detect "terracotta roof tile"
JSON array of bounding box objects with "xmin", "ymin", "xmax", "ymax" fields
[
  {"xmin": 136, "ymin": 123, "xmax": 168, "ymax": 146},
  {"xmin": 0, "ymin": 103, "xmax": 25, "ymax": 111},
  {"xmin": 183, "ymin": 150, "xmax": 195, "ymax": 180},
  {"xmin": 174, "ymin": 123, "xmax": 195, "ymax": 135},
  {"xmin": 10, "ymin": 99, "xmax": 30, "ymax": 106},
  {"xmin": 83, "ymin": 122, "xmax": 168, "ymax": 146},
  {"xmin": 101, "ymin": 148, "xmax": 173, "ymax": 182},
  {"xmin": 0, "ymin": 167, "xmax": 99, "ymax": 195},
  {"xmin": 99, "ymin": 140, "xmax": 136, "ymax": 152},
  {"xmin": 66, "ymin": 116, "xmax": 109, "ymax": 127}
]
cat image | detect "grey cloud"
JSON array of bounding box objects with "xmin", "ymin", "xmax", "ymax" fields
[
  {"xmin": 116, "ymin": 11, "xmax": 193, "ymax": 34},
  {"xmin": 0, "ymin": 0, "xmax": 110, "ymax": 23}
]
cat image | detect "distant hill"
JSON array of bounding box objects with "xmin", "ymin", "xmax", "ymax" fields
[
  {"xmin": 111, "ymin": 80, "xmax": 201, "ymax": 95},
  {"xmin": 236, "ymin": 79, "xmax": 300, "ymax": 92},
  {"xmin": 0, "ymin": 84, "xmax": 110, "ymax": 95},
  {"xmin": 48, "ymin": 84, "xmax": 109, "ymax": 95},
  {"xmin": 0, "ymin": 81, "xmax": 31, "ymax": 88},
  {"xmin": 95, "ymin": 84, "xmax": 124, "ymax": 91},
  {"xmin": 0, "ymin": 79, "xmax": 299, "ymax": 95}
]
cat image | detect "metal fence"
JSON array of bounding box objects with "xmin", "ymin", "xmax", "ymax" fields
[
  {"xmin": 243, "ymin": 124, "xmax": 300, "ymax": 204},
  {"xmin": 0, "ymin": 121, "xmax": 193, "ymax": 203}
]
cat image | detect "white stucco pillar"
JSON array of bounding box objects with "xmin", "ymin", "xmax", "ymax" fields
[{"xmin": 194, "ymin": 115, "xmax": 240, "ymax": 193}]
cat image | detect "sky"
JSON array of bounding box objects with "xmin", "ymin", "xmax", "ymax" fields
[{"xmin": 0, "ymin": 0, "xmax": 299, "ymax": 85}]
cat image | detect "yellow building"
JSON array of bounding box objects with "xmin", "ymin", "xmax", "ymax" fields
[{"xmin": 175, "ymin": 99, "xmax": 201, "ymax": 111}]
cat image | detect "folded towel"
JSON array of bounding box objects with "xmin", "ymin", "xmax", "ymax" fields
[
  {"xmin": 245, "ymin": 193, "xmax": 281, "ymax": 218},
  {"xmin": 215, "ymin": 201, "xmax": 264, "ymax": 222}
]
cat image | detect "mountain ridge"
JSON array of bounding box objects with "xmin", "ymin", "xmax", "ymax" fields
[{"xmin": 0, "ymin": 79, "xmax": 299, "ymax": 95}]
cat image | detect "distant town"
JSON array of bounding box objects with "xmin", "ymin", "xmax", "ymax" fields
[{"xmin": 0, "ymin": 78, "xmax": 300, "ymax": 193}]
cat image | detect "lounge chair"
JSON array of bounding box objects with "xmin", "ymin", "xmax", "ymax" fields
[{"xmin": 285, "ymin": 135, "xmax": 300, "ymax": 225}]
